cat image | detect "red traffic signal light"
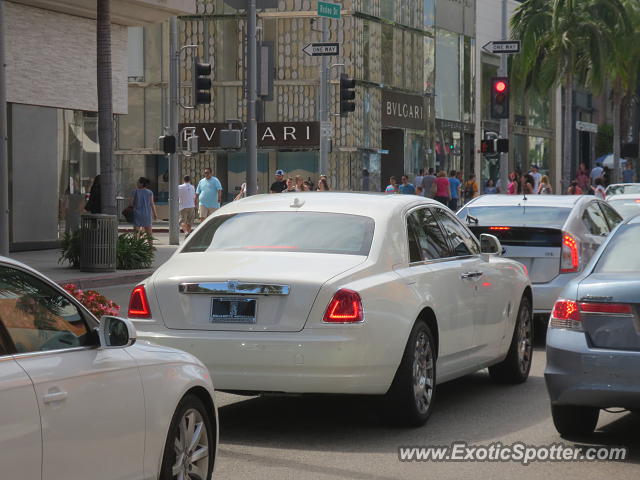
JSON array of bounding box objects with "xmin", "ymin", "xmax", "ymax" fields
[
  {"xmin": 494, "ymin": 80, "xmax": 507, "ymax": 93},
  {"xmin": 490, "ymin": 77, "xmax": 509, "ymax": 119}
]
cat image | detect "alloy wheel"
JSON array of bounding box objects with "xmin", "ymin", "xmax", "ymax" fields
[
  {"xmin": 517, "ymin": 306, "xmax": 533, "ymax": 375},
  {"xmin": 413, "ymin": 331, "xmax": 435, "ymax": 414},
  {"xmin": 171, "ymin": 408, "xmax": 210, "ymax": 480}
]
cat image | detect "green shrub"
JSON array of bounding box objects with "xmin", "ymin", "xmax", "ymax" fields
[
  {"xmin": 116, "ymin": 232, "xmax": 156, "ymax": 270},
  {"xmin": 59, "ymin": 230, "xmax": 81, "ymax": 268}
]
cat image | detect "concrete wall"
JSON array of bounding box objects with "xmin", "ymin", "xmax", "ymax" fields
[{"xmin": 5, "ymin": 1, "xmax": 128, "ymax": 114}]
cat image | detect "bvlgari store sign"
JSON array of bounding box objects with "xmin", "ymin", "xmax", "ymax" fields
[
  {"xmin": 381, "ymin": 90, "xmax": 426, "ymax": 131},
  {"xmin": 178, "ymin": 122, "xmax": 319, "ymax": 149}
]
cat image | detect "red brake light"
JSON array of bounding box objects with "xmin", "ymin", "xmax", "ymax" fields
[
  {"xmin": 323, "ymin": 289, "xmax": 363, "ymax": 323},
  {"xmin": 579, "ymin": 302, "xmax": 633, "ymax": 315},
  {"xmin": 552, "ymin": 300, "xmax": 581, "ymax": 321},
  {"xmin": 128, "ymin": 285, "xmax": 151, "ymax": 318},
  {"xmin": 560, "ymin": 233, "xmax": 580, "ymax": 273},
  {"xmin": 489, "ymin": 226, "xmax": 511, "ymax": 231}
]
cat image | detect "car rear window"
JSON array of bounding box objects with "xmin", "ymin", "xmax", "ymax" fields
[
  {"xmin": 594, "ymin": 224, "xmax": 640, "ymax": 273},
  {"xmin": 458, "ymin": 206, "xmax": 571, "ymax": 227},
  {"xmin": 182, "ymin": 211, "xmax": 375, "ymax": 255},
  {"xmin": 607, "ymin": 184, "xmax": 640, "ymax": 196},
  {"xmin": 607, "ymin": 199, "xmax": 640, "ymax": 219}
]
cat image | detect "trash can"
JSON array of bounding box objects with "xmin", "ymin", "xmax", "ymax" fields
[
  {"xmin": 116, "ymin": 196, "xmax": 126, "ymax": 222},
  {"xmin": 80, "ymin": 214, "xmax": 117, "ymax": 272}
]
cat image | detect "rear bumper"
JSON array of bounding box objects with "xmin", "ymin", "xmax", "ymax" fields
[
  {"xmin": 133, "ymin": 323, "xmax": 397, "ymax": 395},
  {"xmin": 545, "ymin": 328, "xmax": 640, "ymax": 409},
  {"xmin": 532, "ymin": 272, "xmax": 580, "ymax": 314}
]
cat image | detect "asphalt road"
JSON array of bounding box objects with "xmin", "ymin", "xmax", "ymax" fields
[{"xmin": 97, "ymin": 283, "xmax": 639, "ymax": 480}]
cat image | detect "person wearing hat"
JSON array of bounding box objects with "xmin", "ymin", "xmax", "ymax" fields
[{"xmin": 270, "ymin": 169, "xmax": 287, "ymax": 193}]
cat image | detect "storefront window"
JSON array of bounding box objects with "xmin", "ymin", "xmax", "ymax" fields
[
  {"xmin": 528, "ymin": 94, "xmax": 551, "ymax": 129},
  {"xmin": 528, "ymin": 136, "xmax": 551, "ymax": 175},
  {"xmin": 462, "ymin": 36, "xmax": 474, "ymax": 124},
  {"xmin": 406, "ymin": 131, "xmax": 426, "ymax": 175},
  {"xmin": 435, "ymin": 29, "xmax": 460, "ymax": 121},
  {"xmin": 513, "ymin": 134, "xmax": 528, "ymax": 174},
  {"xmin": 361, "ymin": 153, "xmax": 381, "ymax": 192}
]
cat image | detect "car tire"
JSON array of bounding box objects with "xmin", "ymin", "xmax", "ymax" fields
[
  {"xmin": 488, "ymin": 295, "xmax": 533, "ymax": 384},
  {"xmin": 160, "ymin": 394, "xmax": 215, "ymax": 480},
  {"xmin": 551, "ymin": 405, "xmax": 599, "ymax": 437},
  {"xmin": 384, "ymin": 320, "xmax": 437, "ymax": 427}
]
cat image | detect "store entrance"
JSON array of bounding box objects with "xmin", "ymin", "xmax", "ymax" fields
[{"xmin": 381, "ymin": 129, "xmax": 404, "ymax": 192}]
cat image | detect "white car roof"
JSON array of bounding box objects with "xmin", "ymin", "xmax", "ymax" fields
[
  {"xmin": 215, "ymin": 192, "xmax": 439, "ymax": 221},
  {"xmin": 464, "ymin": 194, "xmax": 583, "ymax": 208}
]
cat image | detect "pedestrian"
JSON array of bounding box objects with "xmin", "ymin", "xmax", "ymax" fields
[
  {"xmin": 507, "ymin": 172, "xmax": 518, "ymax": 195},
  {"xmin": 622, "ymin": 161, "xmax": 636, "ymax": 183},
  {"xmin": 567, "ymin": 181, "xmax": 583, "ymax": 195},
  {"xmin": 463, "ymin": 174, "xmax": 478, "ymax": 202},
  {"xmin": 433, "ymin": 171, "xmax": 450, "ymax": 205},
  {"xmin": 196, "ymin": 167, "xmax": 223, "ymax": 221},
  {"xmin": 520, "ymin": 174, "xmax": 535, "ymax": 195},
  {"xmin": 602, "ymin": 166, "xmax": 611, "ymax": 187},
  {"xmin": 317, "ymin": 178, "xmax": 330, "ymax": 191},
  {"xmin": 590, "ymin": 162, "xmax": 603, "ymax": 185},
  {"xmin": 484, "ymin": 179, "xmax": 497, "ymax": 194},
  {"xmin": 415, "ymin": 185, "xmax": 424, "ymax": 196},
  {"xmin": 270, "ymin": 169, "xmax": 287, "ymax": 193},
  {"xmin": 284, "ymin": 177, "xmax": 296, "ymax": 192},
  {"xmin": 85, "ymin": 174, "xmax": 101, "ymax": 214},
  {"xmin": 414, "ymin": 169, "xmax": 425, "ymax": 192},
  {"xmin": 592, "ymin": 177, "xmax": 606, "ymax": 199},
  {"xmin": 421, "ymin": 168, "xmax": 436, "ymax": 198},
  {"xmin": 448, "ymin": 170, "xmax": 461, "ymax": 210},
  {"xmin": 362, "ymin": 169, "xmax": 370, "ymax": 191},
  {"xmin": 576, "ymin": 164, "xmax": 590, "ymax": 193},
  {"xmin": 294, "ymin": 175, "xmax": 309, "ymax": 192},
  {"xmin": 399, "ymin": 174, "xmax": 416, "ymax": 195},
  {"xmin": 130, "ymin": 177, "xmax": 157, "ymax": 237},
  {"xmin": 385, "ymin": 176, "xmax": 399, "ymax": 194},
  {"xmin": 537, "ymin": 175, "xmax": 552, "ymax": 194},
  {"xmin": 529, "ymin": 164, "xmax": 542, "ymax": 193},
  {"xmin": 178, "ymin": 175, "xmax": 196, "ymax": 238}
]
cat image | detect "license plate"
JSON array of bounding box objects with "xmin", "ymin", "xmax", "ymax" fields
[{"xmin": 210, "ymin": 297, "xmax": 257, "ymax": 323}]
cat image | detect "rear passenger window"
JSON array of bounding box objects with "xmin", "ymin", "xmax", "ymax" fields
[
  {"xmin": 582, "ymin": 203, "xmax": 609, "ymax": 236},
  {"xmin": 434, "ymin": 208, "xmax": 480, "ymax": 256},
  {"xmin": 407, "ymin": 208, "xmax": 451, "ymax": 262},
  {"xmin": 599, "ymin": 202, "xmax": 623, "ymax": 230}
]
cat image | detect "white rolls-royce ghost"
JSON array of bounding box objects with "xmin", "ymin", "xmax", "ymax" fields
[{"xmin": 129, "ymin": 193, "xmax": 532, "ymax": 426}]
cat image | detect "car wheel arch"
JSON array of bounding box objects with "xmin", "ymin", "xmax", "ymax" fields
[{"xmin": 415, "ymin": 307, "xmax": 439, "ymax": 360}]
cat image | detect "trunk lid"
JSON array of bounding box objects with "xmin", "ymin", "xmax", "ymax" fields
[
  {"xmin": 152, "ymin": 251, "xmax": 366, "ymax": 332},
  {"xmin": 470, "ymin": 226, "xmax": 562, "ymax": 283},
  {"xmin": 577, "ymin": 273, "xmax": 640, "ymax": 351}
]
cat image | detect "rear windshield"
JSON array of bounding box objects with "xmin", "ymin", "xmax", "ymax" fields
[
  {"xmin": 182, "ymin": 211, "xmax": 375, "ymax": 255},
  {"xmin": 607, "ymin": 184, "xmax": 640, "ymax": 196},
  {"xmin": 594, "ymin": 224, "xmax": 640, "ymax": 273},
  {"xmin": 458, "ymin": 206, "xmax": 571, "ymax": 227},
  {"xmin": 607, "ymin": 199, "xmax": 640, "ymax": 219}
]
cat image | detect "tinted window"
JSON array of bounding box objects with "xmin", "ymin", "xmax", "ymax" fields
[
  {"xmin": 407, "ymin": 208, "xmax": 450, "ymax": 262},
  {"xmin": 458, "ymin": 206, "xmax": 571, "ymax": 227},
  {"xmin": 594, "ymin": 225, "xmax": 640, "ymax": 273},
  {"xmin": 183, "ymin": 212, "xmax": 375, "ymax": 256},
  {"xmin": 599, "ymin": 201, "xmax": 624, "ymax": 226},
  {"xmin": 407, "ymin": 213, "xmax": 423, "ymax": 263},
  {"xmin": 607, "ymin": 198, "xmax": 640, "ymax": 219},
  {"xmin": 606, "ymin": 184, "xmax": 640, "ymax": 196},
  {"xmin": 582, "ymin": 203, "xmax": 609, "ymax": 236},
  {"xmin": 434, "ymin": 208, "xmax": 480, "ymax": 256},
  {"xmin": 0, "ymin": 266, "xmax": 91, "ymax": 353}
]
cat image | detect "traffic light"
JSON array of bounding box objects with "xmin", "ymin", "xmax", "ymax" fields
[
  {"xmin": 340, "ymin": 73, "xmax": 356, "ymax": 116},
  {"xmin": 490, "ymin": 76, "xmax": 509, "ymax": 119},
  {"xmin": 481, "ymin": 139, "xmax": 496, "ymax": 154},
  {"xmin": 192, "ymin": 56, "xmax": 212, "ymax": 105},
  {"xmin": 158, "ymin": 135, "xmax": 176, "ymax": 154},
  {"xmin": 496, "ymin": 138, "xmax": 509, "ymax": 153}
]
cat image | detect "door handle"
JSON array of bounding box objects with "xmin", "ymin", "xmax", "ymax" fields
[
  {"xmin": 43, "ymin": 390, "xmax": 68, "ymax": 404},
  {"xmin": 461, "ymin": 271, "xmax": 483, "ymax": 279}
]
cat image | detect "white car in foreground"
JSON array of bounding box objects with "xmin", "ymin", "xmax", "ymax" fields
[
  {"xmin": 0, "ymin": 257, "xmax": 217, "ymax": 480},
  {"xmin": 130, "ymin": 193, "xmax": 532, "ymax": 426}
]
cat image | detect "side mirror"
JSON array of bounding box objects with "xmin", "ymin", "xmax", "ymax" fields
[
  {"xmin": 97, "ymin": 316, "xmax": 137, "ymax": 348},
  {"xmin": 480, "ymin": 233, "xmax": 502, "ymax": 255}
]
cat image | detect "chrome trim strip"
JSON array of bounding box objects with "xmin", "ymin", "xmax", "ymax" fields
[
  {"xmin": 179, "ymin": 282, "xmax": 290, "ymax": 296},
  {"xmin": 11, "ymin": 346, "xmax": 96, "ymax": 360}
]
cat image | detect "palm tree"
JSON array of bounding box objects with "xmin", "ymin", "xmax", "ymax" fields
[
  {"xmin": 511, "ymin": 0, "xmax": 629, "ymax": 191},
  {"xmin": 97, "ymin": 0, "xmax": 115, "ymax": 215}
]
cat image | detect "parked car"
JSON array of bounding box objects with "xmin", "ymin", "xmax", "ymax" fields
[
  {"xmin": 545, "ymin": 215, "xmax": 640, "ymax": 436},
  {"xmin": 605, "ymin": 182, "xmax": 640, "ymax": 198},
  {"xmin": 128, "ymin": 192, "xmax": 532, "ymax": 426},
  {"xmin": 0, "ymin": 257, "xmax": 217, "ymax": 480},
  {"xmin": 606, "ymin": 193, "xmax": 640, "ymax": 219},
  {"xmin": 457, "ymin": 195, "xmax": 623, "ymax": 318}
]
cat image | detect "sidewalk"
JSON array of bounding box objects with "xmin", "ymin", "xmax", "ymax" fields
[{"xmin": 8, "ymin": 231, "xmax": 181, "ymax": 289}]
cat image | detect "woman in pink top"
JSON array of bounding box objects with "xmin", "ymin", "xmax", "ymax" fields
[
  {"xmin": 507, "ymin": 172, "xmax": 518, "ymax": 195},
  {"xmin": 433, "ymin": 171, "xmax": 450, "ymax": 205}
]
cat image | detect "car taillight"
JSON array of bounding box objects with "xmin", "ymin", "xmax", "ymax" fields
[
  {"xmin": 489, "ymin": 226, "xmax": 511, "ymax": 231},
  {"xmin": 549, "ymin": 299, "xmax": 582, "ymax": 330},
  {"xmin": 579, "ymin": 302, "xmax": 633, "ymax": 315},
  {"xmin": 323, "ymin": 289, "xmax": 363, "ymax": 323},
  {"xmin": 128, "ymin": 285, "xmax": 151, "ymax": 319},
  {"xmin": 560, "ymin": 233, "xmax": 580, "ymax": 273}
]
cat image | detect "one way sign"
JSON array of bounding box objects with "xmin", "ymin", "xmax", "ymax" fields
[
  {"xmin": 482, "ymin": 40, "xmax": 521, "ymax": 54},
  {"xmin": 302, "ymin": 42, "xmax": 340, "ymax": 56}
]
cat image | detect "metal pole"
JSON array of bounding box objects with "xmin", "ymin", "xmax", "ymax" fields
[
  {"xmin": 169, "ymin": 17, "xmax": 179, "ymax": 245},
  {"xmin": 246, "ymin": 0, "xmax": 258, "ymax": 196},
  {"xmin": 0, "ymin": 0, "xmax": 9, "ymax": 256},
  {"xmin": 318, "ymin": 16, "xmax": 329, "ymax": 176},
  {"xmin": 498, "ymin": 0, "xmax": 509, "ymax": 193}
]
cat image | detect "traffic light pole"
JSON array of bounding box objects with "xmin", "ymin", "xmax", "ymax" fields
[
  {"xmin": 169, "ymin": 17, "xmax": 180, "ymax": 245},
  {"xmin": 498, "ymin": 0, "xmax": 509, "ymax": 193},
  {"xmin": 318, "ymin": 17, "xmax": 330, "ymax": 176},
  {"xmin": 246, "ymin": 0, "xmax": 258, "ymax": 196}
]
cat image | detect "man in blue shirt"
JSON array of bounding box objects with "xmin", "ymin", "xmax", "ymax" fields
[
  {"xmin": 448, "ymin": 170, "xmax": 461, "ymax": 210},
  {"xmin": 196, "ymin": 167, "xmax": 223, "ymax": 221},
  {"xmin": 398, "ymin": 175, "xmax": 416, "ymax": 195},
  {"xmin": 622, "ymin": 161, "xmax": 636, "ymax": 184}
]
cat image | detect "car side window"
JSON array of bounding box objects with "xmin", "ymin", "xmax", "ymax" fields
[
  {"xmin": 406, "ymin": 213, "xmax": 423, "ymax": 263},
  {"xmin": 0, "ymin": 266, "xmax": 92, "ymax": 354},
  {"xmin": 433, "ymin": 208, "xmax": 480, "ymax": 256},
  {"xmin": 598, "ymin": 202, "xmax": 623, "ymax": 230},
  {"xmin": 413, "ymin": 208, "xmax": 451, "ymax": 259},
  {"xmin": 582, "ymin": 203, "xmax": 610, "ymax": 236}
]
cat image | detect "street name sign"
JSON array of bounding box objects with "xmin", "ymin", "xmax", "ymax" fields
[
  {"xmin": 576, "ymin": 121, "xmax": 598, "ymax": 133},
  {"xmin": 318, "ymin": 1, "xmax": 341, "ymax": 19},
  {"xmin": 302, "ymin": 42, "xmax": 340, "ymax": 56},
  {"xmin": 482, "ymin": 40, "xmax": 521, "ymax": 54}
]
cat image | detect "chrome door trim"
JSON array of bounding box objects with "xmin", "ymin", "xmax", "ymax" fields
[{"xmin": 179, "ymin": 281, "xmax": 290, "ymax": 296}]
